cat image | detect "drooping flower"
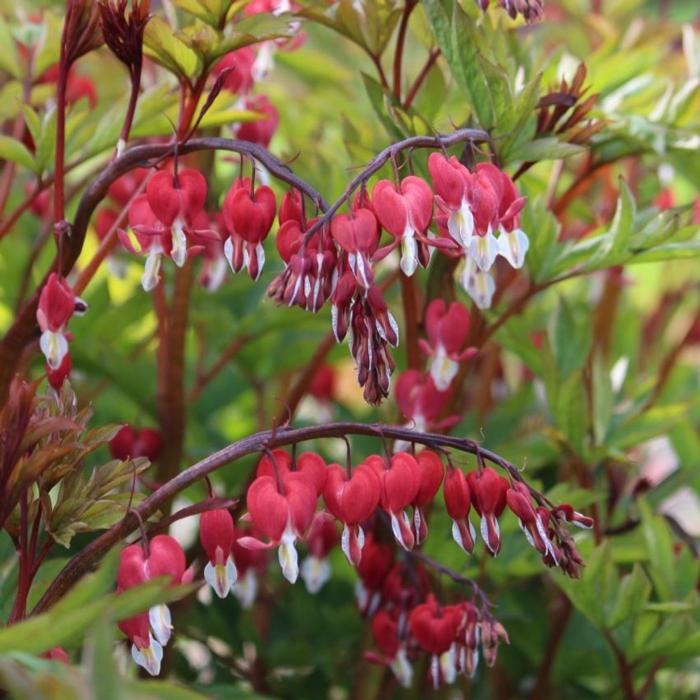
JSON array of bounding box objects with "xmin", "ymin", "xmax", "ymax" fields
[
  {"xmin": 145, "ymin": 168, "xmax": 208, "ymax": 268},
  {"xmin": 331, "ymin": 209, "xmax": 379, "ymax": 289},
  {"xmin": 268, "ymin": 218, "xmax": 336, "ymax": 312},
  {"xmin": 300, "ymin": 510, "xmax": 338, "ymax": 594},
  {"xmin": 241, "ymin": 471, "xmax": 317, "ymax": 583},
  {"xmin": 366, "ymin": 453, "xmax": 421, "ymax": 551},
  {"xmin": 109, "ymin": 425, "xmax": 162, "ymax": 462},
  {"xmin": 395, "ymin": 370, "xmax": 453, "ymax": 434},
  {"xmin": 408, "ymin": 596, "xmax": 463, "ymax": 689},
  {"xmin": 371, "ymin": 176, "xmax": 434, "ymax": 276},
  {"xmin": 36, "ymin": 273, "xmax": 85, "ymax": 370},
  {"xmin": 322, "ymin": 462, "xmax": 381, "ymax": 566},
  {"xmin": 443, "ymin": 466, "xmax": 476, "ymax": 554},
  {"xmin": 355, "ymin": 533, "xmax": 394, "ymax": 614},
  {"xmin": 222, "ymin": 178, "xmax": 276, "ymax": 280},
  {"xmin": 428, "ymin": 153, "xmax": 474, "ymax": 249},
  {"xmin": 467, "ymin": 468, "xmax": 509, "ymax": 555},
  {"xmin": 419, "ymin": 299, "xmax": 476, "ymax": 391},
  {"xmin": 213, "ymin": 47, "xmax": 256, "ymax": 94},
  {"xmin": 199, "ymin": 508, "xmax": 238, "ymax": 598},
  {"xmin": 411, "ymin": 450, "xmax": 444, "ymax": 544},
  {"xmin": 236, "ymin": 95, "xmax": 280, "ymax": 148},
  {"xmin": 368, "ymin": 609, "xmax": 413, "ymax": 687},
  {"xmin": 116, "ymin": 535, "xmax": 187, "ymax": 675}
]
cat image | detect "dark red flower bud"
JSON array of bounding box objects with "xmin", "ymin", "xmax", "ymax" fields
[{"xmin": 467, "ymin": 468, "xmax": 508, "ymax": 554}]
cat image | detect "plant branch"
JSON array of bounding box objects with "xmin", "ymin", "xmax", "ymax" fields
[
  {"xmin": 33, "ymin": 421, "xmax": 542, "ymax": 614},
  {"xmin": 303, "ymin": 128, "xmax": 490, "ymax": 240},
  {"xmin": 393, "ymin": 0, "xmax": 417, "ymax": 101},
  {"xmin": 403, "ymin": 49, "xmax": 440, "ymax": 110}
]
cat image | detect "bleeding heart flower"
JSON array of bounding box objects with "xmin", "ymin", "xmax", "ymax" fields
[
  {"xmin": 395, "ymin": 370, "xmax": 453, "ymax": 434},
  {"xmin": 369, "ymin": 610, "xmax": 413, "ymax": 687},
  {"xmin": 355, "ymin": 533, "xmax": 394, "ymax": 615},
  {"xmin": 47, "ymin": 352, "xmax": 72, "ymax": 391},
  {"xmin": 223, "ymin": 180, "xmax": 276, "ymax": 280},
  {"xmin": 255, "ymin": 449, "xmax": 327, "ymax": 496},
  {"xmin": 237, "ymin": 94, "xmax": 280, "ymax": 148},
  {"xmin": 241, "ymin": 472, "xmax": 317, "ymax": 583},
  {"xmin": 323, "ymin": 462, "xmax": 381, "ymax": 566},
  {"xmin": 428, "ymin": 153, "xmax": 474, "ymax": 249},
  {"xmin": 419, "ymin": 299, "xmax": 476, "ymax": 390},
  {"xmin": 301, "ymin": 510, "xmax": 338, "ymax": 594},
  {"xmin": 118, "ymin": 613, "xmax": 162, "ymax": 676},
  {"xmin": 116, "ymin": 535, "xmax": 187, "ymax": 673},
  {"xmin": 467, "ymin": 468, "xmax": 509, "ymax": 554},
  {"xmin": 200, "ymin": 508, "xmax": 238, "ymax": 598},
  {"xmin": 371, "ymin": 176, "xmax": 434, "ymax": 276},
  {"xmin": 213, "ymin": 47, "xmax": 255, "ymax": 94},
  {"xmin": 444, "ymin": 466, "xmax": 476, "ymax": 554},
  {"xmin": 366, "ymin": 453, "xmax": 421, "ymax": 551},
  {"xmin": 411, "ymin": 450, "xmax": 444, "ymax": 544},
  {"xmin": 409, "ymin": 596, "xmax": 463, "ymax": 688},
  {"xmin": 37, "ymin": 273, "xmax": 84, "ymax": 371},
  {"xmin": 145, "ymin": 168, "xmax": 207, "ymax": 268},
  {"xmin": 109, "ymin": 425, "xmax": 163, "ymax": 462},
  {"xmin": 279, "ymin": 188, "xmax": 305, "ymax": 226},
  {"xmin": 331, "ymin": 209, "xmax": 379, "ymax": 289},
  {"xmin": 552, "ymin": 503, "xmax": 594, "ymax": 529}
]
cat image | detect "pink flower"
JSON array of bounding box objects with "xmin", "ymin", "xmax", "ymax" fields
[
  {"xmin": 411, "ymin": 450, "xmax": 444, "ymax": 544},
  {"xmin": 443, "ymin": 466, "xmax": 476, "ymax": 554},
  {"xmin": 109, "ymin": 425, "xmax": 163, "ymax": 462},
  {"xmin": 371, "ymin": 176, "xmax": 434, "ymax": 276},
  {"xmin": 395, "ymin": 370, "xmax": 453, "ymax": 433},
  {"xmin": 237, "ymin": 95, "xmax": 280, "ymax": 148},
  {"xmin": 322, "ymin": 462, "xmax": 380, "ymax": 566},
  {"xmin": 146, "ymin": 168, "xmax": 208, "ymax": 267},
  {"xmin": 420, "ymin": 299, "xmax": 476, "ymax": 390},
  {"xmin": 116, "ymin": 536, "xmax": 188, "ymax": 675},
  {"xmin": 37, "ymin": 273, "xmax": 84, "ymax": 370},
  {"xmin": 331, "ymin": 209, "xmax": 379, "ymax": 289},
  {"xmin": 300, "ymin": 510, "xmax": 338, "ymax": 594},
  {"xmin": 241, "ymin": 471, "xmax": 317, "ymax": 583},
  {"xmin": 467, "ymin": 468, "xmax": 509, "ymax": 554},
  {"xmin": 222, "ymin": 178, "xmax": 276, "ymax": 280},
  {"xmin": 213, "ymin": 47, "xmax": 255, "ymax": 94},
  {"xmin": 200, "ymin": 508, "xmax": 237, "ymax": 598}
]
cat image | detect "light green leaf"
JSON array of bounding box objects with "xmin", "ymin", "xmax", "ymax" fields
[{"xmin": 0, "ymin": 135, "xmax": 35, "ymax": 171}]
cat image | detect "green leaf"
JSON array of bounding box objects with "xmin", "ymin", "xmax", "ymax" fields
[
  {"xmin": 0, "ymin": 16, "xmax": 21, "ymax": 78},
  {"xmin": 608, "ymin": 564, "xmax": 651, "ymax": 628},
  {"xmin": 210, "ymin": 13, "xmax": 295, "ymax": 61},
  {"xmin": 639, "ymin": 498, "xmax": 675, "ymax": 601},
  {"xmin": 125, "ymin": 681, "xmax": 210, "ymax": 700},
  {"xmin": 0, "ymin": 135, "xmax": 35, "ymax": 171},
  {"xmin": 585, "ymin": 179, "xmax": 635, "ymax": 271},
  {"xmin": 549, "ymin": 298, "xmax": 592, "ymax": 378},
  {"xmin": 144, "ymin": 17, "xmax": 202, "ymax": 80},
  {"xmin": 591, "ymin": 352, "xmax": 613, "ymax": 446},
  {"xmin": 509, "ymin": 137, "xmax": 585, "ymax": 163}
]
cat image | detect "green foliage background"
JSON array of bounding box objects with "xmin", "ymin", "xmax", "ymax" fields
[{"xmin": 0, "ymin": 0, "xmax": 698, "ymax": 698}]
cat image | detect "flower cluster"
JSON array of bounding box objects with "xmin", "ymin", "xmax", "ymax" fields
[{"xmin": 114, "ymin": 442, "xmax": 591, "ymax": 678}]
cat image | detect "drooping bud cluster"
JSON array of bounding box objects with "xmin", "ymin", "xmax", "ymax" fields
[
  {"xmin": 36, "ymin": 273, "xmax": 87, "ymax": 390},
  {"xmin": 475, "ymin": 0, "xmax": 544, "ymax": 23}
]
